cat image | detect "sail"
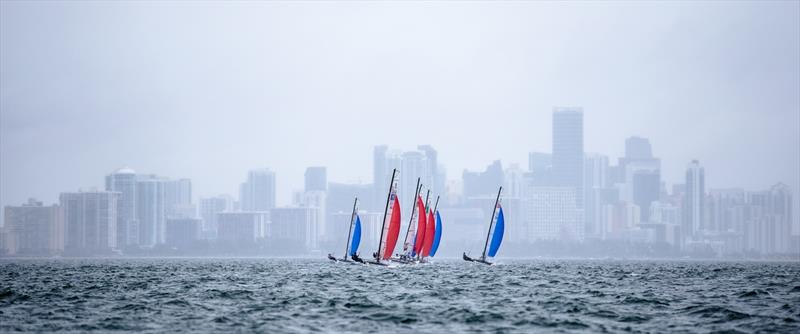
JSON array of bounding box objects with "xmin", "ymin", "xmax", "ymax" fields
[
  {"xmin": 403, "ymin": 195, "xmax": 423, "ymax": 253},
  {"xmin": 421, "ymin": 210, "xmax": 436, "ymax": 257},
  {"xmin": 430, "ymin": 211, "xmax": 442, "ymax": 257},
  {"xmin": 487, "ymin": 207, "xmax": 504, "ymax": 257},
  {"xmin": 412, "ymin": 197, "xmax": 427, "ymax": 255},
  {"xmin": 381, "ymin": 197, "xmax": 402, "ymax": 260},
  {"xmin": 349, "ymin": 216, "xmax": 362, "ymax": 257}
]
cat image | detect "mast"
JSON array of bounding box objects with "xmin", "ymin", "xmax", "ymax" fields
[
  {"xmin": 432, "ymin": 195, "xmax": 440, "ymax": 217},
  {"xmin": 481, "ymin": 187, "xmax": 503, "ymax": 260},
  {"xmin": 376, "ymin": 169, "xmax": 397, "ymax": 261},
  {"xmin": 402, "ymin": 178, "xmax": 422, "ymax": 252},
  {"xmin": 343, "ymin": 197, "xmax": 358, "ymax": 258},
  {"xmin": 424, "ymin": 189, "xmax": 431, "ymax": 213},
  {"xmin": 416, "ymin": 189, "xmax": 431, "ymax": 259}
]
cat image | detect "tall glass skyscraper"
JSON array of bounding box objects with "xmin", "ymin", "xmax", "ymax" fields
[
  {"xmin": 105, "ymin": 168, "xmax": 138, "ymax": 247},
  {"xmin": 552, "ymin": 107, "xmax": 584, "ymax": 208},
  {"xmin": 240, "ymin": 168, "xmax": 276, "ymax": 212},
  {"xmin": 683, "ymin": 160, "xmax": 705, "ymax": 238}
]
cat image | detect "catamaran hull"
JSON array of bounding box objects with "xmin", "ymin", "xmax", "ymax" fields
[{"xmin": 463, "ymin": 253, "xmax": 493, "ymax": 265}]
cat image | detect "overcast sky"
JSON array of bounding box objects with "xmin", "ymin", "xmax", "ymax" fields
[{"xmin": 1, "ymin": 1, "xmax": 798, "ymax": 229}]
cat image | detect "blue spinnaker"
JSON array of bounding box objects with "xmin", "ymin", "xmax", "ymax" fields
[
  {"xmin": 430, "ymin": 211, "xmax": 442, "ymax": 257},
  {"xmin": 487, "ymin": 208, "xmax": 504, "ymax": 257},
  {"xmin": 350, "ymin": 216, "xmax": 362, "ymax": 256}
]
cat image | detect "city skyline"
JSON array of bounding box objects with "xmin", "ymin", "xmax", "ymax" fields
[
  {"xmin": 1, "ymin": 132, "xmax": 797, "ymax": 234},
  {"xmin": 1, "ymin": 2, "xmax": 798, "ymax": 227},
  {"xmin": 1, "ymin": 2, "xmax": 798, "ymax": 333}
]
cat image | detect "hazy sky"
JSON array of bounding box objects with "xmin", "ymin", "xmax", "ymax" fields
[{"xmin": 1, "ymin": 1, "xmax": 798, "ymax": 228}]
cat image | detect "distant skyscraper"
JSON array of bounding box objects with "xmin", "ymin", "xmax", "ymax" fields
[
  {"xmin": 270, "ymin": 207, "xmax": 320, "ymax": 252},
  {"xmin": 199, "ymin": 195, "xmax": 233, "ymax": 238},
  {"xmin": 60, "ymin": 190, "xmax": 119, "ymax": 254},
  {"xmin": 165, "ymin": 217, "xmax": 201, "ymax": 249},
  {"xmin": 401, "ymin": 150, "xmax": 427, "ymax": 203},
  {"xmin": 625, "ymin": 136, "xmax": 653, "ymax": 161},
  {"xmin": 528, "ymin": 152, "xmax": 552, "ymax": 174},
  {"xmin": 552, "ymin": 107, "xmax": 584, "ymax": 207},
  {"xmin": 304, "ymin": 167, "xmax": 327, "ymax": 192},
  {"xmin": 418, "ymin": 145, "xmax": 444, "ymax": 196},
  {"xmin": 584, "ymin": 154, "xmax": 609, "ymax": 238},
  {"xmin": 373, "ymin": 145, "xmax": 441, "ymax": 211},
  {"xmin": 3, "ymin": 198, "xmax": 63, "ymax": 255},
  {"xmin": 522, "ymin": 186, "xmax": 583, "ymax": 241},
  {"xmin": 744, "ymin": 183, "xmax": 794, "ymax": 254},
  {"xmin": 136, "ymin": 175, "xmax": 167, "ymax": 247},
  {"xmin": 683, "ymin": 160, "xmax": 705, "ymax": 238},
  {"xmin": 165, "ymin": 178, "xmax": 193, "ymax": 218},
  {"xmin": 105, "ymin": 168, "xmax": 138, "ymax": 247},
  {"xmin": 631, "ymin": 169, "xmax": 660, "ymax": 222},
  {"xmin": 298, "ymin": 191, "xmax": 327, "ymax": 243},
  {"xmin": 463, "ymin": 160, "xmax": 504, "ymax": 199},
  {"xmin": 217, "ymin": 212, "xmax": 269, "ymax": 244},
  {"xmin": 373, "ymin": 145, "xmax": 389, "ymax": 211},
  {"xmin": 240, "ymin": 169, "xmax": 276, "ymax": 211}
]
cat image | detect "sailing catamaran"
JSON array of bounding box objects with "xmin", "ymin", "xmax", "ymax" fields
[
  {"xmin": 329, "ymin": 197, "xmax": 362, "ymax": 263},
  {"xmin": 419, "ymin": 196, "xmax": 439, "ymax": 261},
  {"xmin": 464, "ymin": 187, "xmax": 504, "ymax": 265},
  {"xmin": 399, "ymin": 179, "xmax": 422, "ymax": 262},
  {"xmin": 370, "ymin": 169, "xmax": 401, "ymax": 265},
  {"xmin": 412, "ymin": 190, "xmax": 431, "ymax": 258},
  {"xmin": 429, "ymin": 208, "xmax": 442, "ymax": 257}
]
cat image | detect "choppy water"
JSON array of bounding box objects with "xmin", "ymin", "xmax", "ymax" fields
[{"xmin": 1, "ymin": 259, "xmax": 799, "ymax": 333}]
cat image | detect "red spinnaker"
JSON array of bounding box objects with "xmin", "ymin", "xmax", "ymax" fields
[
  {"xmin": 421, "ymin": 210, "xmax": 436, "ymax": 257},
  {"xmin": 413, "ymin": 196, "xmax": 427, "ymax": 255},
  {"xmin": 382, "ymin": 197, "xmax": 402, "ymax": 260}
]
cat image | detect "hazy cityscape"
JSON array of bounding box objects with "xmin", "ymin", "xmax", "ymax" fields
[
  {"xmin": 2, "ymin": 2, "xmax": 799, "ymax": 333},
  {"xmin": 1, "ymin": 107, "xmax": 796, "ymax": 259}
]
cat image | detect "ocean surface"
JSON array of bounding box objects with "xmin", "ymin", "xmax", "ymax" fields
[{"xmin": 1, "ymin": 259, "xmax": 798, "ymax": 333}]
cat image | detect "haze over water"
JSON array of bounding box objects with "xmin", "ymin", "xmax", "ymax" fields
[{"xmin": 1, "ymin": 259, "xmax": 799, "ymax": 333}]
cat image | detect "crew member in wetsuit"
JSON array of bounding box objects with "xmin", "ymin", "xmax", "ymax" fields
[{"xmin": 328, "ymin": 253, "xmax": 336, "ymax": 261}]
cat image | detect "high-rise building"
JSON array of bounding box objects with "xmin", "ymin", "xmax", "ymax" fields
[
  {"xmin": 270, "ymin": 207, "xmax": 320, "ymax": 252},
  {"xmin": 298, "ymin": 191, "xmax": 327, "ymax": 243},
  {"xmin": 60, "ymin": 190, "xmax": 119, "ymax": 254},
  {"xmin": 373, "ymin": 145, "xmax": 389, "ymax": 211},
  {"xmin": 401, "ymin": 151, "xmax": 427, "ymax": 204},
  {"xmin": 165, "ymin": 217, "xmax": 201, "ymax": 249},
  {"xmin": 552, "ymin": 107, "xmax": 584, "ymax": 208},
  {"xmin": 744, "ymin": 183, "xmax": 794, "ymax": 254},
  {"xmin": 217, "ymin": 212, "xmax": 269, "ymax": 244},
  {"xmin": 199, "ymin": 195, "xmax": 233, "ymax": 238},
  {"xmin": 584, "ymin": 154, "xmax": 609, "ymax": 238},
  {"xmin": 240, "ymin": 169, "xmax": 276, "ymax": 211},
  {"xmin": 503, "ymin": 164, "xmax": 525, "ymax": 199},
  {"xmin": 327, "ymin": 182, "xmax": 373, "ymax": 219},
  {"xmin": 136, "ymin": 175, "xmax": 167, "ymax": 247},
  {"xmin": 418, "ymin": 145, "xmax": 445, "ymax": 197},
  {"xmin": 683, "ymin": 160, "xmax": 705, "ymax": 238},
  {"xmin": 631, "ymin": 168, "xmax": 660, "ymax": 221},
  {"xmin": 329, "ymin": 211, "xmax": 383, "ymax": 256},
  {"xmin": 373, "ymin": 145, "xmax": 442, "ymax": 212},
  {"xmin": 3, "ymin": 198, "xmax": 63, "ymax": 255},
  {"xmin": 105, "ymin": 168, "xmax": 138, "ymax": 247},
  {"xmin": 304, "ymin": 167, "xmax": 327, "ymax": 192},
  {"xmin": 601, "ymin": 201, "xmax": 640, "ymax": 239},
  {"xmin": 165, "ymin": 178, "xmax": 193, "ymax": 218},
  {"xmin": 463, "ymin": 160, "xmax": 504, "ymax": 199},
  {"xmin": 625, "ymin": 136, "xmax": 653, "ymax": 161},
  {"xmin": 528, "ymin": 152, "xmax": 552, "ymax": 174},
  {"xmin": 522, "ymin": 186, "xmax": 583, "ymax": 241}
]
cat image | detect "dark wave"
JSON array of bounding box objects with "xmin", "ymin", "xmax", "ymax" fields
[{"xmin": 0, "ymin": 259, "xmax": 798, "ymax": 333}]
